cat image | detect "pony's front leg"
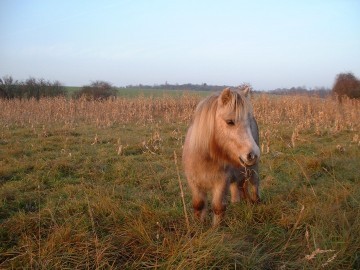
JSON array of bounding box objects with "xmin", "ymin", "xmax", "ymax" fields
[
  {"xmin": 230, "ymin": 181, "xmax": 241, "ymax": 203},
  {"xmin": 243, "ymin": 165, "xmax": 260, "ymax": 203},
  {"xmin": 237, "ymin": 166, "xmax": 260, "ymax": 203},
  {"xmin": 248, "ymin": 181, "xmax": 260, "ymax": 203},
  {"xmin": 240, "ymin": 180, "xmax": 260, "ymax": 203},
  {"xmin": 212, "ymin": 182, "xmax": 228, "ymax": 226},
  {"xmin": 192, "ymin": 190, "xmax": 207, "ymax": 222},
  {"xmin": 248, "ymin": 165, "xmax": 260, "ymax": 203}
]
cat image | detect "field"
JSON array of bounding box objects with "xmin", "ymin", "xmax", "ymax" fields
[
  {"xmin": 0, "ymin": 93, "xmax": 359, "ymax": 269},
  {"xmin": 65, "ymin": 86, "xmax": 210, "ymax": 98}
]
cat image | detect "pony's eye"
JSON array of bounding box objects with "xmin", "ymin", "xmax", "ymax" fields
[{"xmin": 226, "ymin": 119, "xmax": 235, "ymax": 126}]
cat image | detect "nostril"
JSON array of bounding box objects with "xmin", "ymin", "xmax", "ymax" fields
[{"xmin": 247, "ymin": 152, "xmax": 256, "ymax": 161}]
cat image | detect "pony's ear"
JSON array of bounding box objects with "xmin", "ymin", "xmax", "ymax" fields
[
  {"xmin": 220, "ymin": 87, "xmax": 232, "ymax": 105},
  {"xmin": 242, "ymin": 86, "xmax": 250, "ymax": 97}
]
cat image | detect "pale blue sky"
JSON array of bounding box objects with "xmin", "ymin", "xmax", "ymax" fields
[{"xmin": 1, "ymin": 0, "xmax": 359, "ymax": 90}]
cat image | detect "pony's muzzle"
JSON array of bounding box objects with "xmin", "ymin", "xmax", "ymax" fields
[{"xmin": 240, "ymin": 152, "xmax": 258, "ymax": 166}]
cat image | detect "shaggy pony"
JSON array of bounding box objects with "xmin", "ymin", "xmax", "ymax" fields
[{"xmin": 182, "ymin": 87, "xmax": 260, "ymax": 226}]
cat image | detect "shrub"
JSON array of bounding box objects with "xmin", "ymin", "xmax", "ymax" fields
[
  {"xmin": 74, "ymin": 81, "xmax": 116, "ymax": 100},
  {"xmin": 332, "ymin": 72, "xmax": 360, "ymax": 100}
]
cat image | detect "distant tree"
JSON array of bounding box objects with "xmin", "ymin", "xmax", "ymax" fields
[
  {"xmin": 23, "ymin": 77, "xmax": 40, "ymax": 99},
  {"xmin": 332, "ymin": 72, "xmax": 360, "ymax": 100},
  {"xmin": 50, "ymin": 80, "xmax": 66, "ymax": 97},
  {"xmin": 75, "ymin": 81, "xmax": 116, "ymax": 100},
  {"xmin": 21, "ymin": 77, "xmax": 66, "ymax": 100},
  {"xmin": 0, "ymin": 75, "xmax": 21, "ymax": 99}
]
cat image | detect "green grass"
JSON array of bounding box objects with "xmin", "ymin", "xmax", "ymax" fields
[
  {"xmin": 64, "ymin": 86, "xmax": 81, "ymax": 97},
  {"xmin": 64, "ymin": 86, "xmax": 211, "ymax": 98},
  {"xmin": 115, "ymin": 88, "xmax": 210, "ymax": 98},
  {"xmin": 0, "ymin": 98, "xmax": 359, "ymax": 269}
]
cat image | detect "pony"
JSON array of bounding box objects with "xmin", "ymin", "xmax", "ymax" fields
[{"xmin": 182, "ymin": 87, "xmax": 260, "ymax": 226}]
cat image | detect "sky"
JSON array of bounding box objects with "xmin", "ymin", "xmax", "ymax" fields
[{"xmin": 0, "ymin": 0, "xmax": 359, "ymax": 90}]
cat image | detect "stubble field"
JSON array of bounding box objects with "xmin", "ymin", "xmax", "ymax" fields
[{"xmin": 0, "ymin": 92, "xmax": 359, "ymax": 269}]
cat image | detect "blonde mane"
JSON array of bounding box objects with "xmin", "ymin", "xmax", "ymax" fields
[{"xmin": 188, "ymin": 89, "xmax": 253, "ymax": 157}]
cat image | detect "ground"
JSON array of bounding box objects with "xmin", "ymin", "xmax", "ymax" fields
[{"xmin": 0, "ymin": 93, "xmax": 359, "ymax": 269}]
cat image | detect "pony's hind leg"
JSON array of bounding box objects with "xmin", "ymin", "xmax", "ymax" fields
[{"xmin": 192, "ymin": 189, "xmax": 207, "ymax": 222}]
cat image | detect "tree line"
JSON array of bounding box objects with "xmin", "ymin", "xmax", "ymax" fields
[
  {"xmin": 269, "ymin": 86, "xmax": 331, "ymax": 98},
  {"xmin": 0, "ymin": 76, "xmax": 66, "ymax": 100},
  {"xmin": 125, "ymin": 83, "xmax": 332, "ymax": 97},
  {"xmin": 1, "ymin": 73, "xmax": 359, "ymax": 100},
  {"xmin": 0, "ymin": 77, "xmax": 116, "ymax": 100},
  {"xmin": 124, "ymin": 83, "xmax": 228, "ymax": 92}
]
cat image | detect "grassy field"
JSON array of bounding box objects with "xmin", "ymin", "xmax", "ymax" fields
[
  {"xmin": 0, "ymin": 93, "xmax": 359, "ymax": 269},
  {"xmin": 113, "ymin": 88, "xmax": 210, "ymax": 98},
  {"xmin": 65, "ymin": 86, "xmax": 210, "ymax": 98}
]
